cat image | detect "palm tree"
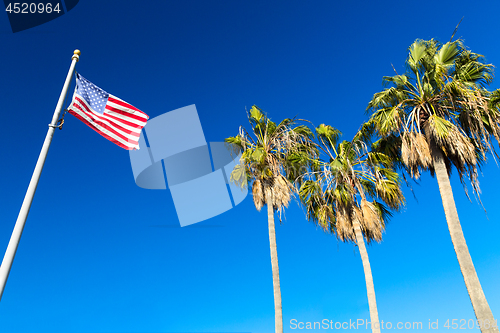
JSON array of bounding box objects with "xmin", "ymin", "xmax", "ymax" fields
[
  {"xmin": 299, "ymin": 124, "xmax": 405, "ymax": 333},
  {"xmin": 225, "ymin": 105, "xmax": 316, "ymax": 333},
  {"xmin": 366, "ymin": 38, "xmax": 500, "ymax": 332}
]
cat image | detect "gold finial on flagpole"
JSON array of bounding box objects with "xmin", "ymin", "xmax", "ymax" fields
[{"xmin": 72, "ymin": 49, "xmax": 81, "ymax": 62}]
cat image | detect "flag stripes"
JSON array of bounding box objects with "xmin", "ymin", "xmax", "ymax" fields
[
  {"xmin": 70, "ymin": 97, "xmax": 139, "ymax": 149},
  {"xmin": 70, "ymin": 108, "xmax": 132, "ymax": 150}
]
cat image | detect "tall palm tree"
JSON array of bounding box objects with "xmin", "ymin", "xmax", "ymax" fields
[
  {"xmin": 225, "ymin": 105, "xmax": 316, "ymax": 333},
  {"xmin": 367, "ymin": 38, "xmax": 500, "ymax": 332},
  {"xmin": 299, "ymin": 124, "xmax": 405, "ymax": 333}
]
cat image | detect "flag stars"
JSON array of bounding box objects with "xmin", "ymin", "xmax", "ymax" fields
[{"xmin": 75, "ymin": 74, "xmax": 110, "ymax": 114}]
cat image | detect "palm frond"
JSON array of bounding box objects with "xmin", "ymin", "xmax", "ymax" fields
[{"xmin": 367, "ymin": 37, "xmax": 498, "ymax": 203}]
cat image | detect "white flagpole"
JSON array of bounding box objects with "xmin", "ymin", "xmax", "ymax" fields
[{"xmin": 0, "ymin": 50, "xmax": 81, "ymax": 301}]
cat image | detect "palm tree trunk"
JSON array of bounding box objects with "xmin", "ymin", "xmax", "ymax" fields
[
  {"xmin": 431, "ymin": 145, "xmax": 498, "ymax": 333},
  {"xmin": 353, "ymin": 219, "xmax": 381, "ymax": 333},
  {"xmin": 267, "ymin": 196, "xmax": 283, "ymax": 333}
]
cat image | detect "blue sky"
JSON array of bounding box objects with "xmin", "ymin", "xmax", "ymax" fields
[{"xmin": 1, "ymin": 1, "xmax": 499, "ymax": 332}]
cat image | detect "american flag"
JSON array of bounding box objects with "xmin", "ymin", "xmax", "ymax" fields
[{"xmin": 68, "ymin": 73, "xmax": 149, "ymax": 150}]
